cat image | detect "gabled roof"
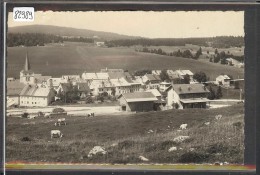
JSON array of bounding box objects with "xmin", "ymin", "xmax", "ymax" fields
[
  {"xmin": 167, "ymin": 84, "xmax": 209, "ymax": 95},
  {"xmin": 20, "ymin": 84, "xmax": 50, "ymax": 97},
  {"xmin": 146, "ymin": 89, "xmax": 161, "ymax": 97},
  {"xmin": 119, "ymin": 92, "xmax": 157, "ymax": 102},
  {"xmin": 168, "ymin": 74, "xmax": 180, "ymax": 80},
  {"xmin": 216, "ymin": 75, "xmax": 231, "ymax": 80},
  {"xmin": 7, "ymin": 80, "xmax": 25, "ymax": 96},
  {"xmin": 144, "ymin": 74, "xmax": 161, "ymax": 81},
  {"xmin": 101, "ymin": 68, "xmax": 124, "ymax": 73},
  {"xmin": 82, "ymin": 72, "xmax": 109, "ymax": 80},
  {"xmin": 108, "ymin": 72, "xmax": 131, "ymax": 79},
  {"xmin": 175, "ymin": 70, "xmax": 194, "ymax": 76},
  {"xmin": 34, "ymin": 74, "xmax": 52, "ymax": 83}
]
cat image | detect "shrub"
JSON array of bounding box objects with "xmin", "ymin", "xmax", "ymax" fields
[
  {"xmin": 85, "ymin": 96, "xmax": 93, "ymax": 104},
  {"xmin": 117, "ymin": 140, "xmax": 136, "ymax": 150},
  {"xmin": 52, "ymin": 108, "xmax": 65, "ymax": 113},
  {"xmin": 233, "ymin": 122, "xmax": 243, "ymax": 129},
  {"xmin": 178, "ymin": 152, "xmax": 210, "ymax": 163},
  {"xmin": 174, "ymin": 103, "xmax": 179, "ymax": 109},
  {"xmin": 21, "ymin": 137, "xmax": 31, "ymax": 142},
  {"xmin": 207, "ymin": 143, "xmax": 228, "ymax": 154},
  {"xmin": 21, "ymin": 112, "xmax": 29, "ymax": 118}
]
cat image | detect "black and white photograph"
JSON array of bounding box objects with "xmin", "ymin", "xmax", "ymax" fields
[{"xmin": 6, "ymin": 11, "xmax": 245, "ymax": 165}]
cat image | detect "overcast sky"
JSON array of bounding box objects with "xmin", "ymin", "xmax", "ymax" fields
[{"xmin": 8, "ymin": 11, "xmax": 244, "ymax": 38}]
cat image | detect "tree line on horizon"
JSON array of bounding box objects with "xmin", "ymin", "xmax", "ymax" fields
[
  {"xmin": 105, "ymin": 36, "xmax": 244, "ymax": 48},
  {"xmin": 7, "ymin": 33, "xmax": 94, "ymax": 47}
]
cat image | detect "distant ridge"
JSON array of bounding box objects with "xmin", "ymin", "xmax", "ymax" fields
[{"xmin": 8, "ymin": 25, "xmax": 142, "ymax": 41}]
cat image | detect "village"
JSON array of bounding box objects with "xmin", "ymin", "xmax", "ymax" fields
[{"xmin": 6, "ymin": 52, "xmax": 244, "ymax": 119}]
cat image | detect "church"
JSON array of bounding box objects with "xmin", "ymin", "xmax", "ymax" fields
[
  {"xmin": 20, "ymin": 51, "xmax": 36, "ymax": 84},
  {"xmin": 18, "ymin": 52, "xmax": 55, "ymax": 107}
]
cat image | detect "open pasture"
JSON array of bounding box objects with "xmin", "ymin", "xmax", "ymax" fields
[
  {"xmin": 7, "ymin": 43, "xmax": 244, "ymax": 80},
  {"xmin": 6, "ymin": 104, "xmax": 244, "ymax": 164}
]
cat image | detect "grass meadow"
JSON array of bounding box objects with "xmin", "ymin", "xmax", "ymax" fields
[
  {"xmin": 7, "ymin": 43, "xmax": 244, "ymax": 80},
  {"xmin": 6, "ymin": 104, "xmax": 244, "ymax": 164}
]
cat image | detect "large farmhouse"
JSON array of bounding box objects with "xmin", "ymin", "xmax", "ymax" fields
[
  {"xmin": 166, "ymin": 84, "xmax": 209, "ymax": 109},
  {"xmin": 19, "ymin": 84, "xmax": 55, "ymax": 107},
  {"xmin": 118, "ymin": 92, "xmax": 157, "ymax": 112}
]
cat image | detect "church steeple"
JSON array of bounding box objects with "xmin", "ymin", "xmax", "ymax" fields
[{"xmin": 24, "ymin": 51, "xmax": 31, "ymax": 71}]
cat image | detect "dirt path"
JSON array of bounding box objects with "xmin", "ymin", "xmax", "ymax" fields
[{"xmin": 7, "ymin": 106, "xmax": 123, "ymax": 116}]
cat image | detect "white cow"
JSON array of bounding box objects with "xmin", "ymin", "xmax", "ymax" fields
[
  {"xmin": 180, "ymin": 124, "xmax": 188, "ymax": 130},
  {"xmin": 28, "ymin": 115, "xmax": 37, "ymax": 119},
  {"xmin": 139, "ymin": 156, "xmax": 149, "ymax": 162},
  {"xmin": 51, "ymin": 130, "xmax": 63, "ymax": 139},
  {"xmin": 204, "ymin": 122, "xmax": 210, "ymax": 126},
  {"xmin": 55, "ymin": 118, "xmax": 66, "ymax": 126},
  {"xmin": 215, "ymin": 115, "xmax": 222, "ymax": 120},
  {"xmin": 44, "ymin": 113, "xmax": 51, "ymax": 118},
  {"xmin": 87, "ymin": 113, "xmax": 95, "ymax": 117}
]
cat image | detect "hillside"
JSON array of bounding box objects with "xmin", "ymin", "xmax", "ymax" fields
[
  {"xmin": 7, "ymin": 43, "xmax": 244, "ymax": 80},
  {"xmin": 8, "ymin": 25, "xmax": 141, "ymax": 41},
  {"xmin": 6, "ymin": 104, "xmax": 244, "ymax": 163}
]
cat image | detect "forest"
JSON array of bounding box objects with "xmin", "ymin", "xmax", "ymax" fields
[{"xmin": 105, "ymin": 36, "xmax": 244, "ymax": 48}]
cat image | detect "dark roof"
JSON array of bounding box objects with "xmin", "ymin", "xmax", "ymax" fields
[
  {"xmin": 168, "ymin": 74, "xmax": 180, "ymax": 80},
  {"xmin": 77, "ymin": 83, "xmax": 90, "ymax": 92},
  {"xmin": 145, "ymin": 74, "xmax": 161, "ymax": 81},
  {"xmin": 20, "ymin": 84, "xmax": 50, "ymax": 97},
  {"xmin": 119, "ymin": 92, "xmax": 157, "ymax": 102},
  {"xmin": 34, "ymin": 74, "xmax": 52, "ymax": 83},
  {"xmin": 108, "ymin": 72, "xmax": 132, "ymax": 79},
  {"xmin": 171, "ymin": 84, "xmax": 209, "ymax": 95},
  {"xmin": 7, "ymin": 80, "xmax": 25, "ymax": 96}
]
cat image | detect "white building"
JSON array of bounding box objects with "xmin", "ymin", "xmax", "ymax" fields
[
  {"xmin": 142, "ymin": 74, "xmax": 161, "ymax": 90},
  {"xmin": 216, "ymin": 75, "xmax": 231, "ymax": 87},
  {"xmin": 19, "ymin": 84, "xmax": 55, "ymax": 107},
  {"xmin": 61, "ymin": 75, "xmax": 81, "ymax": 82},
  {"xmin": 166, "ymin": 84, "xmax": 209, "ymax": 109},
  {"xmin": 110, "ymin": 77, "xmax": 141, "ymax": 96}
]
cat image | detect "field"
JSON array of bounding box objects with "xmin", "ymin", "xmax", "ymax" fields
[
  {"xmin": 6, "ymin": 104, "xmax": 244, "ymax": 164},
  {"xmin": 7, "ymin": 42, "xmax": 244, "ymax": 80}
]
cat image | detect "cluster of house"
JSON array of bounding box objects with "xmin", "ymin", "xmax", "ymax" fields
[{"xmin": 6, "ymin": 53, "xmax": 235, "ymax": 111}]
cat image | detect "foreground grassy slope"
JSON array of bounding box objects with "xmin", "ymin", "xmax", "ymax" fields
[
  {"xmin": 6, "ymin": 104, "xmax": 244, "ymax": 164},
  {"xmin": 7, "ymin": 43, "xmax": 244, "ymax": 80}
]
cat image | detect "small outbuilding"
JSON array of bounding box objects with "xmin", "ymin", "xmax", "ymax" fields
[{"xmin": 118, "ymin": 92, "xmax": 157, "ymax": 112}]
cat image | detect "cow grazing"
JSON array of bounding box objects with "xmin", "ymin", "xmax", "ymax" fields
[
  {"xmin": 28, "ymin": 115, "xmax": 37, "ymax": 119},
  {"xmin": 55, "ymin": 118, "xmax": 66, "ymax": 126},
  {"xmin": 204, "ymin": 122, "xmax": 210, "ymax": 126},
  {"xmin": 87, "ymin": 113, "xmax": 95, "ymax": 117},
  {"xmin": 139, "ymin": 156, "xmax": 149, "ymax": 162},
  {"xmin": 51, "ymin": 130, "xmax": 63, "ymax": 139},
  {"xmin": 44, "ymin": 113, "xmax": 51, "ymax": 118},
  {"xmin": 215, "ymin": 115, "xmax": 222, "ymax": 120},
  {"xmin": 180, "ymin": 124, "xmax": 188, "ymax": 130}
]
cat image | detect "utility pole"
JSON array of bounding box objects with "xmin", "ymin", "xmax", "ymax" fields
[{"xmin": 240, "ymin": 88, "xmax": 242, "ymax": 101}]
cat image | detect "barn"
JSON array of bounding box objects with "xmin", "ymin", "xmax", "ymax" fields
[{"xmin": 118, "ymin": 92, "xmax": 157, "ymax": 112}]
